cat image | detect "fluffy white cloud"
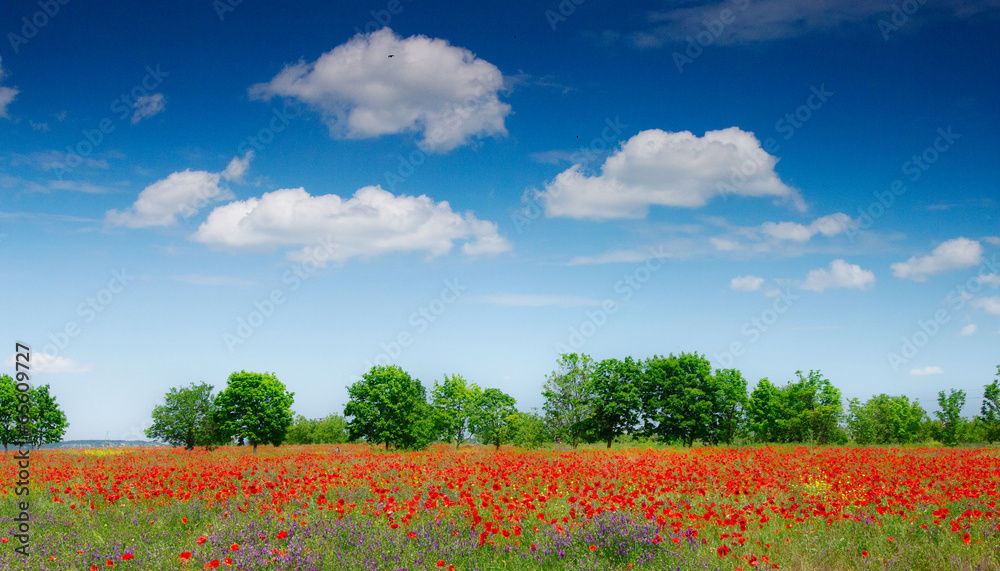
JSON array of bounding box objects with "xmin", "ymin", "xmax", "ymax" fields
[
  {"xmin": 191, "ymin": 185, "xmax": 510, "ymax": 263},
  {"xmin": 799, "ymin": 259, "xmax": 875, "ymax": 292},
  {"xmin": 131, "ymin": 93, "xmax": 165, "ymax": 124},
  {"xmin": 476, "ymin": 294, "xmax": 602, "ymax": 307},
  {"xmin": 250, "ymin": 28, "xmax": 509, "ymax": 152},
  {"xmin": 959, "ymin": 324, "xmax": 977, "ymax": 336},
  {"xmin": 106, "ymin": 152, "xmax": 252, "ymax": 228},
  {"xmin": 0, "ymin": 56, "xmax": 17, "ymax": 118},
  {"xmin": 761, "ymin": 213, "xmax": 851, "ymax": 242},
  {"xmin": 910, "ymin": 366, "xmax": 944, "ymax": 376},
  {"xmin": 537, "ymin": 127, "xmax": 803, "ymax": 220},
  {"xmin": 730, "ymin": 275, "xmax": 764, "ymax": 291},
  {"xmin": 890, "ymin": 237, "xmax": 982, "ymax": 282},
  {"xmin": 972, "ymin": 296, "xmax": 1000, "ymax": 315}
]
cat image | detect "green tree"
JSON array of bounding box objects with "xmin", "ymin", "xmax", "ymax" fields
[
  {"xmin": 285, "ymin": 414, "xmax": 317, "ymax": 444},
  {"xmin": 468, "ymin": 388, "xmax": 519, "ymax": 450},
  {"xmin": 343, "ymin": 365, "xmax": 434, "ymax": 450},
  {"xmin": 431, "ymin": 374, "xmax": 479, "ymax": 449},
  {"xmin": 747, "ymin": 378, "xmax": 786, "ymax": 443},
  {"xmin": 284, "ymin": 414, "xmax": 349, "ymax": 445},
  {"xmin": 23, "ymin": 384, "xmax": 69, "ymax": 449},
  {"xmin": 214, "ymin": 371, "xmax": 295, "ymax": 453},
  {"xmin": 981, "ymin": 367, "xmax": 1000, "ymax": 444},
  {"xmin": 541, "ymin": 353, "xmax": 595, "ymax": 448},
  {"xmin": 512, "ymin": 409, "xmax": 551, "ymax": 448},
  {"xmin": 0, "ymin": 374, "xmax": 21, "ymax": 451},
  {"xmin": 312, "ymin": 414, "xmax": 349, "ymax": 444},
  {"xmin": 588, "ymin": 357, "xmax": 641, "ymax": 448},
  {"xmin": 781, "ymin": 370, "xmax": 843, "ymax": 444},
  {"xmin": 712, "ymin": 368, "xmax": 749, "ymax": 445},
  {"xmin": 846, "ymin": 394, "xmax": 926, "ymax": 445},
  {"xmin": 641, "ymin": 352, "xmax": 717, "ymax": 446},
  {"xmin": 145, "ymin": 382, "xmax": 220, "ymax": 450},
  {"xmin": 936, "ymin": 388, "xmax": 966, "ymax": 447}
]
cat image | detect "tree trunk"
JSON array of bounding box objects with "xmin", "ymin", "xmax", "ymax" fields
[
  {"xmin": 252, "ymin": 442, "xmax": 258, "ymax": 454},
  {"xmin": 606, "ymin": 437, "xmax": 612, "ymax": 448}
]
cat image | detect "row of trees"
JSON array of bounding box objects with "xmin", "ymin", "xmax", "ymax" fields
[
  {"xmin": 0, "ymin": 375, "xmax": 69, "ymax": 450},
  {"xmin": 343, "ymin": 367, "xmax": 536, "ymax": 450},
  {"xmin": 144, "ymin": 360, "xmax": 1000, "ymax": 451},
  {"xmin": 144, "ymin": 370, "xmax": 294, "ymax": 452}
]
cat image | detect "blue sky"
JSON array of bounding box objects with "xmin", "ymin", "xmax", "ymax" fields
[{"xmin": 1, "ymin": 0, "xmax": 998, "ymax": 440}]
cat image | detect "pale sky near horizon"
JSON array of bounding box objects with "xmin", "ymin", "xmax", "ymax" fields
[{"xmin": 1, "ymin": 0, "xmax": 998, "ymax": 440}]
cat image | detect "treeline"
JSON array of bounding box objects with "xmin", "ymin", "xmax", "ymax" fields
[
  {"xmin": 0, "ymin": 374, "xmax": 69, "ymax": 450},
  {"xmin": 144, "ymin": 356, "xmax": 1000, "ymax": 451}
]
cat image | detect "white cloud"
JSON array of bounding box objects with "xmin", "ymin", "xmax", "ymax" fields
[
  {"xmin": 48, "ymin": 180, "xmax": 115, "ymax": 194},
  {"xmin": 972, "ymin": 296, "xmax": 1000, "ymax": 315},
  {"xmin": 11, "ymin": 150, "xmax": 110, "ymax": 171},
  {"xmin": 566, "ymin": 246, "xmax": 671, "ymax": 265},
  {"xmin": 799, "ymin": 259, "xmax": 875, "ymax": 293},
  {"xmin": 0, "ymin": 56, "xmax": 17, "ymax": 118},
  {"xmin": 890, "ymin": 237, "xmax": 983, "ymax": 282},
  {"xmin": 131, "ymin": 93, "xmax": 165, "ymax": 124},
  {"xmin": 959, "ymin": 324, "xmax": 977, "ymax": 336},
  {"xmin": 909, "ymin": 366, "xmax": 944, "ymax": 376},
  {"xmin": 476, "ymin": 294, "xmax": 603, "ymax": 307},
  {"xmin": 191, "ymin": 185, "xmax": 510, "ymax": 263},
  {"xmin": 536, "ymin": 127, "xmax": 803, "ymax": 220},
  {"xmin": 983, "ymin": 236, "xmax": 1000, "ymax": 246},
  {"xmin": 106, "ymin": 152, "xmax": 252, "ymax": 228},
  {"xmin": 710, "ymin": 237, "xmax": 742, "ymax": 251},
  {"xmin": 979, "ymin": 274, "xmax": 1000, "ymax": 288},
  {"xmin": 761, "ymin": 212, "xmax": 851, "ymax": 242},
  {"xmin": 171, "ymin": 274, "xmax": 255, "ymax": 287},
  {"xmin": 250, "ymin": 28, "xmax": 509, "ymax": 152},
  {"xmin": 4, "ymin": 352, "xmax": 92, "ymax": 373},
  {"xmin": 730, "ymin": 275, "xmax": 764, "ymax": 291},
  {"xmin": 221, "ymin": 152, "xmax": 252, "ymax": 182},
  {"xmin": 30, "ymin": 120, "xmax": 49, "ymax": 131}
]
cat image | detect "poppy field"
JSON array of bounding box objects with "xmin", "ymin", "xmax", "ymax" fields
[{"xmin": 2, "ymin": 445, "xmax": 1000, "ymax": 571}]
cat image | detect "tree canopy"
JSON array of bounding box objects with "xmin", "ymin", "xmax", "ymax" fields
[
  {"xmin": 145, "ymin": 382, "xmax": 219, "ymax": 450},
  {"xmin": 214, "ymin": 371, "xmax": 294, "ymax": 453},
  {"xmin": 344, "ymin": 365, "xmax": 434, "ymax": 450}
]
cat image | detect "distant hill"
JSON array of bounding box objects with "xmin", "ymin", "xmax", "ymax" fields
[{"xmin": 39, "ymin": 440, "xmax": 170, "ymax": 449}]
